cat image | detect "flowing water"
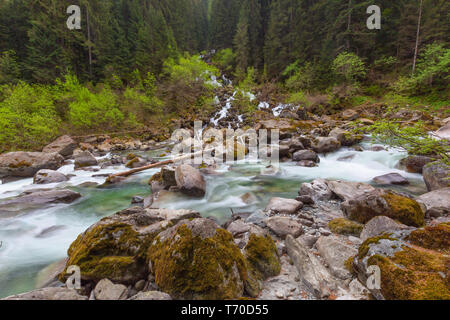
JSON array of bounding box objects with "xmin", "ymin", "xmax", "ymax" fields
[{"xmin": 0, "ymin": 142, "xmax": 426, "ymax": 298}]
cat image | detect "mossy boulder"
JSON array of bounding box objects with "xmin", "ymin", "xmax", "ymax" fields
[
  {"xmin": 243, "ymin": 234, "xmax": 281, "ymax": 297},
  {"xmin": 341, "ymin": 189, "xmax": 425, "ymax": 227},
  {"xmin": 148, "ymin": 218, "xmax": 248, "ymax": 300},
  {"xmin": 354, "ymin": 224, "xmax": 450, "ymax": 300},
  {"xmin": 59, "ymin": 207, "xmax": 171, "ymax": 284},
  {"xmin": 329, "ymin": 218, "xmax": 363, "ymax": 236},
  {"xmin": 422, "ymin": 161, "xmax": 450, "ymax": 191}
]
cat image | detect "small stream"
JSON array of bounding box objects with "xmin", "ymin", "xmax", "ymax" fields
[{"xmin": 0, "ymin": 142, "xmax": 426, "ymax": 298}]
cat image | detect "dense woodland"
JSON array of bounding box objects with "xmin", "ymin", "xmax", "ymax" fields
[{"xmin": 0, "ymin": 0, "xmax": 448, "ymax": 151}]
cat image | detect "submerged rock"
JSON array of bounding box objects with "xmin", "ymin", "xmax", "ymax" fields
[
  {"xmin": 74, "ymin": 151, "xmax": 98, "ymax": 169},
  {"xmin": 0, "ymin": 189, "xmax": 81, "ymax": 210},
  {"xmin": 372, "ymin": 173, "xmax": 409, "ymax": 185},
  {"xmin": 341, "ymin": 189, "xmax": 425, "ymax": 227},
  {"xmin": 33, "ymin": 169, "xmax": 69, "ymax": 184},
  {"xmin": 0, "ymin": 151, "xmax": 64, "ymax": 179}
]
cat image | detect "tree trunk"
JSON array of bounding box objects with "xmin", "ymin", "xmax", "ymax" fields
[{"xmin": 412, "ymin": 0, "xmax": 423, "ymax": 74}]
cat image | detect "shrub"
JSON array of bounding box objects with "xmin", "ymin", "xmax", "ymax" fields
[{"xmin": 332, "ymin": 52, "xmax": 367, "ymax": 84}]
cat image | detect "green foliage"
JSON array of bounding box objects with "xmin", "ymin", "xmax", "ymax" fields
[
  {"xmin": 353, "ymin": 119, "xmax": 450, "ymax": 163},
  {"xmin": 394, "ymin": 43, "xmax": 450, "ymax": 94},
  {"xmin": 212, "ymin": 49, "xmax": 236, "ymax": 74},
  {"xmin": 332, "ymin": 52, "xmax": 367, "ymax": 84},
  {"xmin": 0, "ymin": 82, "xmax": 60, "ymax": 151},
  {"xmin": 283, "ymin": 61, "xmax": 317, "ymax": 92}
]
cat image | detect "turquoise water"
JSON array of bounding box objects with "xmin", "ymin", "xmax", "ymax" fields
[{"xmin": 0, "ymin": 144, "xmax": 426, "ymax": 298}]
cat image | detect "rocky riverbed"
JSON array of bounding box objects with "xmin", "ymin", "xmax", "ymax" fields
[{"xmin": 0, "ymin": 103, "xmax": 449, "ymax": 300}]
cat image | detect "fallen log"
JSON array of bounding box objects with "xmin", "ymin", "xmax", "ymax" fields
[{"xmin": 105, "ymin": 159, "xmax": 174, "ymax": 183}]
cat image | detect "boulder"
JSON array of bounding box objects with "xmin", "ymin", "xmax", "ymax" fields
[
  {"xmin": 2, "ymin": 287, "xmax": 87, "ymax": 300},
  {"xmin": 416, "ymin": 188, "xmax": 450, "ymax": 218},
  {"xmin": 299, "ymin": 179, "xmax": 334, "ymax": 202},
  {"xmin": 161, "ymin": 166, "xmax": 177, "ymax": 188},
  {"xmin": 125, "ymin": 157, "xmax": 147, "ymax": 169},
  {"xmin": 74, "ymin": 151, "xmax": 98, "ymax": 169},
  {"xmin": 33, "ymin": 169, "xmax": 68, "ymax": 184},
  {"xmin": 399, "ymin": 155, "xmax": 434, "ymax": 173},
  {"xmin": 315, "ymin": 235, "xmax": 358, "ymax": 279},
  {"xmin": 265, "ymin": 197, "xmax": 303, "ymax": 215},
  {"xmin": 285, "ymin": 235, "xmax": 337, "ymax": 298},
  {"xmin": 42, "ymin": 135, "xmax": 77, "ymax": 158},
  {"xmin": 311, "ymin": 137, "xmax": 341, "ymax": 154},
  {"xmin": 341, "ymin": 189, "xmax": 424, "ymax": 227},
  {"xmin": 59, "ymin": 207, "xmax": 172, "ymax": 284},
  {"xmin": 128, "ymin": 291, "xmax": 172, "ymax": 300},
  {"xmin": 360, "ymin": 216, "xmax": 410, "ymax": 242},
  {"xmin": 329, "ymin": 128, "xmax": 361, "ymax": 146},
  {"xmin": 354, "ymin": 224, "xmax": 450, "ymax": 300},
  {"xmin": 434, "ymin": 122, "xmax": 450, "ymax": 141},
  {"xmin": 0, "ymin": 189, "xmax": 81, "ymax": 211},
  {"xmin": 0, "ymin": 151, "xmax": 64, "ymax": 179},
  {"xmin": 328, "ymin": 218, "xmax": 363, "ymax": 236},
  {"xmin": 372, "ymin": 173, "xmax": 409, "ymax": 185},
  {"xmin": 175, "ymin": 164, "xmax": 206, "ymax": 197},
  {"xmin": 341, "ymin": 109, "xmax": 358, "ymax": 121},
  {"xmin": 243, "ymin": 233, "xmax": 281, "ymax": 297},
  {"xmin": 423, "ymin": 161, "xmax": 450, "ymax": 191},
  {"xmin": 94, "ymin": 279, "xmax": 128, "ymax": 300},
  {"xmin": 148, "ymin": 218, "xmax": 247, "ymax": 300},
  {"xmin": 327, "ymin": 180, "xmax": 376, "ymax": 202},
  {"xmin": 292, "ymin": 150, "xmax": 319, "ymax": 163},
  {"xmin": 265, "ymin": 216, "xmax": 303, "ymax": 239}
]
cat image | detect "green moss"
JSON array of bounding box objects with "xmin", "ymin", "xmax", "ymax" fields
[
  {"xmin": 406, "ymin": 223, "xmax": 450, "ymax": 253},
  {"xmin": 344, "ymin": 256, "xmax": 356, "ymax": 274},
  {"xmin": 8, "ymin": 160, "xmax": 32, "ymax": 168},
  {"xmin": 148, "ymin": 172, "xmax": 162, "ymax": 184},
  {"xmin": 382, "ymin": 192, "xmax": 425, "ymax": 227},
  {"xmin": 368, "ymin": 247, "xmax": 450, "ymax": 300},
  {"xmin": 329, "ymin": 218, "xmax": 363, "ymax": 236},
  {"xmin": 358, "ymin": 234, "xmax": 397, "ymax": 259},
  {"xmin": 148, "ymin": 225, "xmax": 247, "ymax": 300},
  {"xmin": 244, "ymin": 234, "xmax": 281, "ymax": 278},
  {"xmin": 60, "ymin": 221, "xmax": 156, "ymax": 283},
  {"xmin": 126, "ymin": 153, "xmax": 137, "ymax": 160},
  {"xmin": 125, "ymin": 157, "xmax": 140, "ymax": 168}
]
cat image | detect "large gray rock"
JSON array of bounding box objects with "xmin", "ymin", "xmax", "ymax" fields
[
  {"xmin": 2, "ymin": 287, "xmax": 87, "ymax": 300},
  {"xmin": 292, "ymin": 150, "xmax": 319, "ymax": 163},
  {"xmin": 399, "ymin": 155, "xmax": 434, "ymax": 173},
  {"xmin": 33, "ymin": 169, "xmax": 69, "ymax": 184},
  {"xmin": 74, "ymin": 151, "xmax": 98, "ymax": 169},
  {"xmin": 128, "ymin": 291, "xmax": 172, "ymax": 300},
  {"xmin": 315, "ymin": 235, "xmax": 358, "ymax": 280},
  {"xmin": 360, "ymin": 216, "xmax": 410, "ymax": 242},
  {"xmin": 175, "ymin": 164, "xmax": 206, "ymax": 197},
  {"xmin": 299, "ymin": 179, "xmax": 334, "ymax": 202},
  {"xmin": 42, "ymin": 135, "xmax": 77, "ymax": 158},
  {"xmin": 423, "ymin": 161, "xmax": 450, "ymax": 191},
  {"xmin": 416, "ymin": 188, "xmax": 450, "ymax": 218},
  {"xmin": 327, "ymin": 180, "xmax": 376, "ymax": 202},
  {"xmin": 372, "ymin": 173, "xmax": 409, "ymax": 185},
  {"xmin": 0, "ymin": 189, "xmax": 81, "ymax": 210},
  {"xmin": 265, "ymin": 216, "xmax": 303, "ymax": 239},
  {"xmin": 311, "ymin": 137, "xmax": 341, "ymax": 153},
  {"xmin": 0, "ymin": 151, "xmax": 64, "ymax": 179},
  {"xmin": 94, "ymin": 279, "xmax": 128, "ymax": 300},
  {"xmin": 265, "ymin": 197, "xmax": 303, "ymax": 215},
  {"xmin": 434, "ymin": 122, "xmax": 450, "ymax": 141},
  {"xmin": 341, "ymin": 189, "xmax": 425, "ymax": 227},
  {"xmin": 329, "ymin": 128, "xmax": 361, "ymax": 146},
  {"xmin": 285, "ymin": 235, "xmax": 337, "ymax": 298}
]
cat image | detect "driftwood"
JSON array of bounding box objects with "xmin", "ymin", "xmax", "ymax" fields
[{"xmin": 105, "ymin": 149, "xmax": 216, "ymax": 183}]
